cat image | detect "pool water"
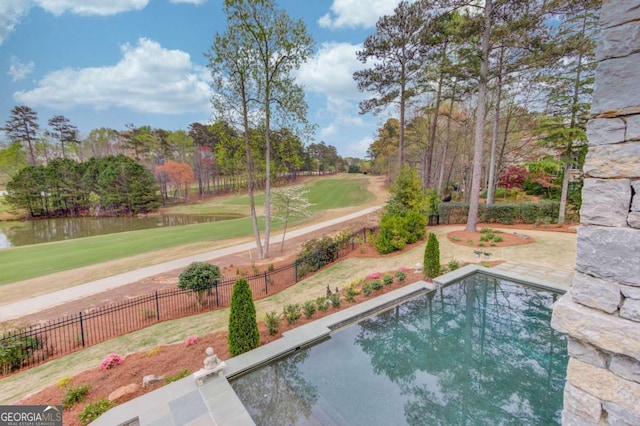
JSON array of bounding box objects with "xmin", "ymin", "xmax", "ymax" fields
[{"xmin": 231, "ymin": 274, "xmax": 568, "ymax": 425}]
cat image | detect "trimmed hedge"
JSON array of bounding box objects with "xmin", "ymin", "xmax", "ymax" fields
[{"xmin": 439, "ymin": 201, "xmax": 560, "ymax": 225}]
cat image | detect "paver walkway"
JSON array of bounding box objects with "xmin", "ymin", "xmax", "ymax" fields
[{"xmin": 493, "ymin": 261, "xmax": 574, "ymax": 288}]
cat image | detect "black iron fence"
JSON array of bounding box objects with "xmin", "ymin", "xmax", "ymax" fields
[{"xmin": 0, "ymin": 225, "xmax": 377, "ymax": 376}]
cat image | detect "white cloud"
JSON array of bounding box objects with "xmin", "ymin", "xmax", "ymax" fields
[
  {"xmin": 297, "ymin": 42, "xmax": 364, "ymax": 100},
  {"xmin": 319, "ymin": 124, "xmax": 337, "ymax": 138},
  {"xmin": 170, "ymin": 0, "xmax": 207, "ymax": 4},
  {"xmin": 319, "ymin": 0, "xmax": 412, "ymax": 29},
  {"xmin": 14, "ymin": 38, "xmax": 211, "ymax": 114},
  {"xmin": 8, "ymin": 55, "xmax": 34, "ymax": 81},
  {"xmin": 35, "ymin": 0, "xmax": 149, "ymax": 16},
  {"xmin": 344, "ymin": 136, "xmax": 372, "ymax": 158},
  {"xmin": 0, "ymin": 0, "xmax": 32, "ymax": 45},
  {"xmin": 0, "ymin": 0, "xmax": 151, "ymax": 45}
]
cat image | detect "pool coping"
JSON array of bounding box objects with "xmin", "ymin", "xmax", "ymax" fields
[{"xmin": 92, "ymin": 265, "xmax": 567, "ymax": 426}]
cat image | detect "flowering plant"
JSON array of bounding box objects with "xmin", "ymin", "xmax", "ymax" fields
[
  {"xmin": 184, "ymin": 335, "xmax": 198, "ymax": 347},
  {"xmin": 99, "ymin": 353, "xmax": 123, "ymax": 370},
  {"xmin": 398, "ymin": 266, "xmax": 412, "ymax": 272},
  {"xmin": 366, "ymin": 272, "xmax": 380, "ymax": 279}
]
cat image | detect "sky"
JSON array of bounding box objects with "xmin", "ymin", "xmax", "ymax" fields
[{"xmin": 0, "ymin": 0, "xmax": 411, "ymax": 159}]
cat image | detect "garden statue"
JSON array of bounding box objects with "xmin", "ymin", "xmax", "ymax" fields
[{"xmin": 193, "ymin": 347, "xmax": 226, "ymax": 385}]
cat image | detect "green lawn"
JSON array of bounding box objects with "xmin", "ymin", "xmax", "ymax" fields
[
  {"xmin": 216, "ymin": 175, "xmax": 373, "ymax": 212},
  {"xmin": 0, "ymin": 175, "xmax": 374, "ymax": 285}
]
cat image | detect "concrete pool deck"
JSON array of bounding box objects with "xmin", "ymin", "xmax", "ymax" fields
[{"xmin": 92, "ymin": 265, "xmax": 569, "ymax": 426}]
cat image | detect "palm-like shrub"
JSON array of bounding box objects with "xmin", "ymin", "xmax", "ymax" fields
[{"xmin": 228, "ymin": 278, "xmax": 259, "ymax": 356}]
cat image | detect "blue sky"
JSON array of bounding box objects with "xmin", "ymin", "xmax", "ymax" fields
[{"xmin": 0, "ymin": 0, "xmax": 410, "ymax": 158}]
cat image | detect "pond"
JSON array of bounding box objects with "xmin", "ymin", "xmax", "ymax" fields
[{"xmin": 0, "ymin": 214, "xmax": 243, "ymax": 248}]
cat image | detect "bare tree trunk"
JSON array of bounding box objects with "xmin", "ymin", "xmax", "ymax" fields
[
  {"xmin": 487, "ymin": 47, "xmax": 504, "ymax": 205},
  {"xmin": 466, "ymin": 0, "xmax": 492, "ymax": 232}
]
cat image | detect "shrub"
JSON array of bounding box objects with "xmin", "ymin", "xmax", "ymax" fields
[
  {"xmin": 383, "ymin": 275, "xmax": 394, "ymax": 286},
  {"xmin": 345, "ymin": 286, "xmax": 357, "ymax": 302},
  {"xmin": 296, "ymin": 236, "xmax": 342, "ymax": 277},
  {"xmin": 228, "ymin": 278, "xmax": 259, "ymax": 356},
  {"xmin": 165, "ymin": 369, "xmax": 190, "ymax": 384},
  {"xmin": 283, "ymin": 304, "xmax": 302, "ymax": 325},
  {"xmin": 57, "ymin": 376, "xmax": 72, "ymax": 388},
  {"xmin": 99, "ymin": 353, "xmax": 123, "ymax": 370},
  {"xmin": 493, "ymin": 235, "xmax": 504, "ymax": 243},
  {"xmin": 62, "ymin": 384, "xmax": 91, "ymax": 409},
  {"xmin": 329, "ymin": 292, "xmax": 341, "ymax": 308},
  {"xmin": 370, "ymin": 279, "xmax": 383, "ymax": 291},
  {"xmin": 145, "ymin": 347, "xmax": 161, "ymax": 357},
  {"xmin": 265, "ymin": 311, "xmax": 280, "ymax": 336},
  {"xmin": 178, "ymin": 262, "xmax": 221, "ymax": 308},
  {"xmin": 367, "ymin": 271, "xmax": 380, "ymax": 279},
  {"xmin": 424, "ymin": 232, "xmax": 441, "ymax": 278},
  {"xmin": 303, "ymin": 300, "xmax": 317, "ymax": 319},
  {"xmin": 183, "ymin": 336, "xmax": 198, "ymax": 347},
  {"xmin": 404, "ymin": 209, "xmax": 427, "ymax": 243},
  {"xmin": 375, "ymin": 214, "xmax": 410, "ymax": 254},
  {"xmin": 78, "ymin": 398, "xmax": 113, "ymax": 425},
  {"xmin": 448, "ymin": 259, "xmax": 460, "ymax": 271},
  {"xmin": 362, "ymin": 282, "xmax": 373, "ymax": 297},
  {"xmin": 316, "ymin": 297, "xmax": 330, "ymax": 312},
  {"xmin": 0, "ymin": 335, "xmax": 42, "ymax": 373},
  {"xmin": 395, "ymin": 271, "xmax": 407, "ymax": 282}
]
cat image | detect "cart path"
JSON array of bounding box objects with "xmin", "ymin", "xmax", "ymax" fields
[{"xmin": 0, "ymin": 206, "xmax": 381, "ymax": 322}]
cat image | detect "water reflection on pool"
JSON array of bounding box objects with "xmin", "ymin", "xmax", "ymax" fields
[{"xmin": 231, "ymin": 274, "xmax": 568, "ymax": 425}]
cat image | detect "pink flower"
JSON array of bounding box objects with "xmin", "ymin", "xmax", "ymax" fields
[
  {"xmin": 367, "ymin": 272, "xmax": 380, "ymax": 279},
  {"xmin": 184, "ymin": 336, "xmax": 198, "ymax": 347},
  {"xmin": 100, "ymin": 353, "xmax": 123, "ymax": 370},
  {"xmin": 398, "ymin": 266, "xmax": 411, "ymax": 272}
]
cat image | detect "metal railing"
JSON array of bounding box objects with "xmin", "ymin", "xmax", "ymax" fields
[{"xmin": 0, "ymin": 226, "xmax": 377, "ymax": 375}]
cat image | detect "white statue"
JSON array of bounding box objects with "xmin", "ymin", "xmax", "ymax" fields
[{"xmin": 194, "ymin": 347, "xmax": 226, "ymax": 385}]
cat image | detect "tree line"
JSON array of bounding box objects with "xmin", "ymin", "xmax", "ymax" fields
[
  {"xmin": 355, "ymin": 0, "xmax": 599, "ymax": 229},
  {"xmin": 6, "ymin": 155, "xmax": 160, "ymax": 217}
]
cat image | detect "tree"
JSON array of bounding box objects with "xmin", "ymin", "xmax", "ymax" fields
[
  {"xmin": 0, "ymin": 141, "xmax": 26, "ymax": 186},
  {"xmin": 271, "ymin": 185, "xmax": 313, "ymax": 252},
  {"xmin": 424, "ymin": 232, "xmax": 440, "ymax": 278},
  {"xmin": 47, "ymin": 115, "xmax": 78, "ymax": 159},
  {"xmin": 208, "ymin": 0, "xmax": 314, "ymax": 260},
  {"xmin": 538, "ymin": 0, "xmax": 599, "ymax": 224},
  {"xmin": 3, "ymin": 106, "xmax": 39, "ymax": 165},
  {"xmin": 178, "ymin": 262, "xmax": 221, "ymax": 309},
  {"xmin": 498, "ymin": 165, "xmax": 527, "ymax": 191},
  {"xmin": 228, "ymin": 278, "xmax": 260, "ymax": 356},
  {"xmin": 354, "ymin": 0, "xmax": 429, "ymax": 168},
  {"xmin": 386, "ymin": 165, "xmax": 425, "ymax": 215},
  {"xmin": 121, "ymin": 123, "xmax": 151, "ymax": 161},
  {"xmin": 155, "ymin": 161, "xmax": 195, "ymax": 202}
]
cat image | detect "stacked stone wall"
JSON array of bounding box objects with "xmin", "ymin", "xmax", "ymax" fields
[{"xmin": 551, "ymin": 1, "xmax": 640, "ymax": 424}]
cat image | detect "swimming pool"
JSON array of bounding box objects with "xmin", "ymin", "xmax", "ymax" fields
[{"xmin": 231, "ymin": 274, "xmax": 568, "ymax": 425}]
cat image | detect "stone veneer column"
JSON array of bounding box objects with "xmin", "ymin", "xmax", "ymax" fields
[{"xmin": 551, "ymin": 1, "xmax": 640, "ymax": 425}]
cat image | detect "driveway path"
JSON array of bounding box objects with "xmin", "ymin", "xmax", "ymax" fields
[{"xmin": 0, "ymin": 206, "xmax": 381, "ymax": 322}]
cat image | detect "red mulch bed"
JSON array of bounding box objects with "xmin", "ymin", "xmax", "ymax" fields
[{"xmin": 14, "ymin": 221, "xmax": 577, "ymax": 425}]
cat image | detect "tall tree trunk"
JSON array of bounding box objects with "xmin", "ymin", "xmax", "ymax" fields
[
  {"xmin": 465, "ymin": 0, "xmax": 492, "ymax": 232},
  {"xmin": 558, "ymin": 13, "xmax": 588, "ymax": 225},
  {"xmin": 425, "ymin": 45, "xmax": 447, "ymax": 189},
  {"xmin": 487, "ymin": 47, "xmax": 504, "ymax": 205},
  {"xmin": 438, "ymin": 82, "xmax": 457, "ymax": 194}
]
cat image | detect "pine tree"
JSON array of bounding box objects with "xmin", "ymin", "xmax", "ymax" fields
[
  {"xmin": 228, "ymin": 278, "xmax": 259, "ymax": 356},
  {"xmin": 424, "ymin": 232, "xmax": 440, "ymax": 278}
]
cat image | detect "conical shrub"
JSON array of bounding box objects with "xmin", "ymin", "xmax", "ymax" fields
[
  {"xmin": 424, "ymin": 232, "xmax": 440, "ymax": 278},
  {"xmin": 228, "ymin": 278, "xmax": 259, "ymax": 356}
]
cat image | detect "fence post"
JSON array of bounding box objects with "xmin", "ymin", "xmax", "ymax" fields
[
  {"xmin": 294, "ymin": 259, "xmax": 298, "ymax": 282},
  {"xmin": 79, "ymin": 312, "xmax": 85, "ymax": 347},
  {"xmin": 155, "ymin": 291, "xmax": 160, "ymax": 321},
  {"xmin": 264, "ymin": 271, "xmax": 268, "ymax": 295},
  {"xmin": 215, "ymin": 283, "xmax": 219, "ymax": 307},
  {"xmin": 363, "ymin": 227, "xmax": 367, "ymax": 243}
]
